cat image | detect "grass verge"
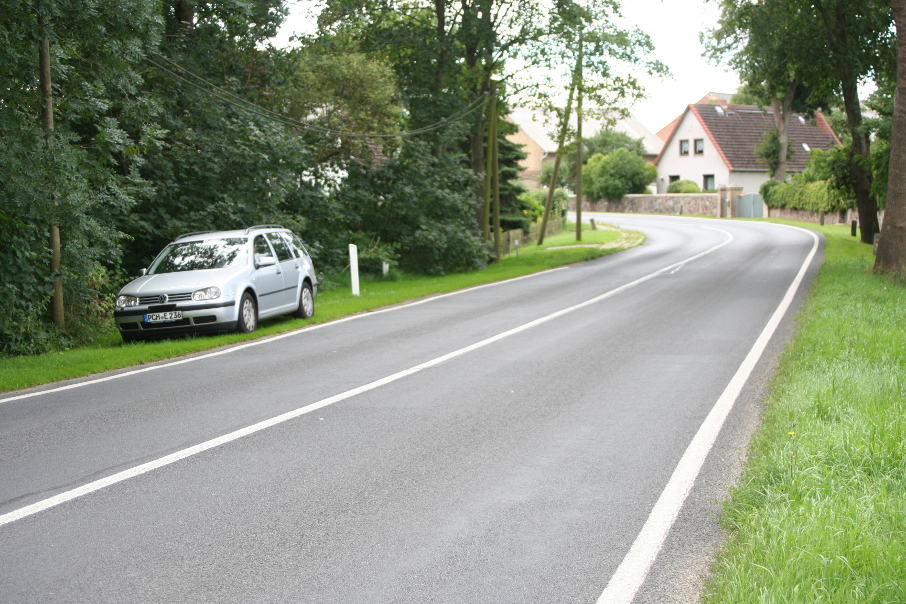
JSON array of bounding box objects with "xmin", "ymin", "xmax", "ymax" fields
[
  {"xmin": 0, "ymin": 223, "xmax": 641, "ymax": 393},
  {"xmin": 703, "ymin": 221, "xmax": 905, "ymax": 603}
]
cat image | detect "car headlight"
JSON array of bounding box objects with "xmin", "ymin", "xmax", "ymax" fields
[
  {"xmin": 116, "ymin": 295, "xmax": 138, "ymax": 307},
  {"xmin": 192, "ymin": 286, "xmax": 221, "ymax": 301}
]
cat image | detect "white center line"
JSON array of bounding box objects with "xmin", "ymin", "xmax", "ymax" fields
[{"xmin": 0, "ymin": 229, "xmax": 733, "ymax": 529}]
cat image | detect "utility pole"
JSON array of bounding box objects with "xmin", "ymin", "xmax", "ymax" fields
[
  {"xmin": 482, "ymin": 82, "xmax": 496, "ymax": 247},
  {"xmin": 491, "ymin": 98, "xmax": 502, "ymax": 262},
  {"xmin": 575, "ymin": 27, "xmax": 584, "ymax": 242},
  {"xmin": 38, "ymin": 6, "xmax": 64, "ymax": 329},
  {"xmin": 484, "ymin": 80, "xmax": 502, "ymax": 262},
  {"xmin": 537, "ymin": 78, "xmax": 577, "ymax": 246}
]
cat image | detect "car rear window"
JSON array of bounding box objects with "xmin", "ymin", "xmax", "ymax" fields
[{"xmin": 149, "ymin": 238, "xmax": 248, "ymax": 273}]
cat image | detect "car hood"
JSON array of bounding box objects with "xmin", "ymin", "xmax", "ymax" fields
[{"xmin": 120, "ymin": 267, "xmax": 245, "ymax": 295}]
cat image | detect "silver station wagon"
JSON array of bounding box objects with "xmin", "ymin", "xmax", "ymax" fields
[{"xmin": 114, "ymin": 225, "xmax": 317, "ymax": 341}]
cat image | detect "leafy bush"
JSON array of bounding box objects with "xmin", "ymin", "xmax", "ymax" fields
[
  {"xmin": 503, "ymin": 191, "xmax": 545, "ymax": 231},
  {"xmin": 763, "ymin": 174, "xmax": 849, "ymax": 213},
  {"xmin": 667, "ymin": 179, "xmax": 702, "ymax": 193},
  {"xmin": 401, "ymin": 220, "xmax": 486, "ymax": 275},
  {"xmin": 582, "ymin": 149, "xmax": 657, "ymax": 200},
  {"xmin": 759, "ymin": 178, "xmax": 781, "ymax": 205}
]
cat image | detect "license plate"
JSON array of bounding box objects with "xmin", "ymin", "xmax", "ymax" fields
[{"xmin": 144, "ymin": 311, "xmax": 183, "ymax": 323}]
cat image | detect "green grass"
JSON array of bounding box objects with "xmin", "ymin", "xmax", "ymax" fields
[
  {"xmin": 703, "ymin": 221, "xmax": 906, "ymax": 603},
  {"xmin": 0, "ymin": 223, "xmax": 641, "ymax": 393}
]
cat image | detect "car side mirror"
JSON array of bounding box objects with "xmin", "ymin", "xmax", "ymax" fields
[
  {"xmin": 139, "ymin": 268, "xmax": 147, "ymax": 276},
  {"xmin": 255, "ymin": 254, "xmax": 277, "ymax": 268}
]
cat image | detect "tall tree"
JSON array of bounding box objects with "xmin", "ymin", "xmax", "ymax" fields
[
  {"xmin": 706, "ymin": 0, "xmax": 824, "ymax": 183},
  {"xmin": 812, "ymin": 0, "xmax": 893, "ymax": 244},
  {"xmin": 0, "ymin": 0, "xmax": 160, "ymax": 354},
  {"xmin": 876, "ymin": 0, "xmax": 906, "ymax": 278},
  {"xmin": 707, "ymin": 0, "xmax": 893, "ymax": 244}
]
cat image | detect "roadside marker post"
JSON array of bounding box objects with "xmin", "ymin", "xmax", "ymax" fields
[{"xmin": 349, "ymin": 244, "xmax": 360, "ymax": 296}]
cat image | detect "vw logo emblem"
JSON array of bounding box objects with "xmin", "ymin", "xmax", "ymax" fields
[{"xmin": 157, "ymin": 294, "xmax": 167, "ymax": 303}]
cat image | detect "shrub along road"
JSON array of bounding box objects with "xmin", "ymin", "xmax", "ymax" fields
[{"xmin": 0, "ymin": 216, "xmax": 819, "ymax": 602}]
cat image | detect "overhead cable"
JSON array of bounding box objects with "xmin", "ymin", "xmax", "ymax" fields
[{"xmin": 148, "ymin": 52, "xmax": 488, "ymax": 139}]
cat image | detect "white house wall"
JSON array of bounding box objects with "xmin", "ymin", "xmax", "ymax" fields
[
  {"xmin": 655, "ymin": 112, "xmax": 729, "ymax": 193},
  {"xmin": 728, "ymin": 171, "xmax": 770, "ymax": 196}
]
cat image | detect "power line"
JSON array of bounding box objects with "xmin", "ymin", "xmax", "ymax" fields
[{"xmin": 147, "ymin": 52, "xmax": 487, "ymax": 139}]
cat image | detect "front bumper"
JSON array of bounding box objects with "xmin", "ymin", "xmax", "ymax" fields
[{"xmin": 114, "ymin": 299, "xmax": 237, "ymax": 337}]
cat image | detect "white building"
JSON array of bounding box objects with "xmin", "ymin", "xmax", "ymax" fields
[{"xmin": 654, "ymin": 103, "xmax": 840, "ymax": 194}]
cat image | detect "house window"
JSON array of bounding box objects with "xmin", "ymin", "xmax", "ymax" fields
[
  {"xmin": 669, "ymin": 175, "xmax": 680, "ymax": 183},
  {"xmin": 703, "ymin": 174, "xmax": 715, "ymax": 191},
  {"xmin": 694, "ymin": 139, "xmax": 704, "ymax": 154},
  {"xmin": 679, "ymin": 140, "xmax": 689, "ymax": 156}
]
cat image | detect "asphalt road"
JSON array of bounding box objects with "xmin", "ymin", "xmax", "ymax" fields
[{"xmin": 0, "ymin": 215, "xmax": 821, "ymax": 603}]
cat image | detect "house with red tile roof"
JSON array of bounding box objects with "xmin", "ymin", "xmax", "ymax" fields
[{"xmin": 654, "ymin": 103, "xmax": 840, "ymax": 194}]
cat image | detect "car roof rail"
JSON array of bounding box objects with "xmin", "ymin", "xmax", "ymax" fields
[
  {"xmin": 175, "ymin": 230, "xmax": 218, "ymax": 240},
  {"xmin": 245, "ymin": 224, "xmax": 285, "ymax": 234}
]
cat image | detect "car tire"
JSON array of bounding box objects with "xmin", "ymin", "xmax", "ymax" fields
[
  {"xmin": 237, "ymin": 291, "xmax": 258, "ymax": 333},
  {"xmin": 294, "ymin": 281, "xmax": 315, "ymax": 319}
]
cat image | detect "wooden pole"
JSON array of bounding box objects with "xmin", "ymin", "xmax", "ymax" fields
[
  {"xmin": 575, "ymin": 28, "xmax": 584, "ymax": 242},
  {"xmin": 38, "ymin": 9, "xmax": 64, "ymax": 329},
  {"xmin": 482, "ymin": 83, "xmax": 495, "ymax": 246},
  {"xmin": 490, "ymin": 86, "xmax": 502, "ymax": 261}
]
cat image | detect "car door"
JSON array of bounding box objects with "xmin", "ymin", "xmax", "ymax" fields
[
  {"xmin": 251, "ymin": 235, "xmax": 285, "ymax": 316},
  {"xmin": 265, "ymin": 232, "xmax": 300, "ymax": 310}
]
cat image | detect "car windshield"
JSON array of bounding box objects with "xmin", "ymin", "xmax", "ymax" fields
[{"xmin": 149, "ymin": 238, "xmax": 248, "ymax": 274}]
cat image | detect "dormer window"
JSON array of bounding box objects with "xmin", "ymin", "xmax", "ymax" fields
[{"xmin": 679, "ymin": 139, "xmax": 690, "ymax": 156}]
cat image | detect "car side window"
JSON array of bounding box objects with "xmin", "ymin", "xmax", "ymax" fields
[
  {"xmin": 290, "ymin": 234, "xmax": 310, "ymax": 258},
  {"xmin": 265, "ymin": 232, "xmax": 293, "ymax": 262},
  {"xmin": 253, "ymin": 235, "xmax": 272, "ymax": 258},
  {"xmin": 277, "ymin": 232, "xmax": 299, "ymax": 258}
]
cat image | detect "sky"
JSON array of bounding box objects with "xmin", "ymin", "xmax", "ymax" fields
[{"xmin": 272, "ymin": 0, "xmax": 741, "ymax": 134}]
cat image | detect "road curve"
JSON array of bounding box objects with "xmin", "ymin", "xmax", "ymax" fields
[{"xmin": 0, "ymin": 215, "xmax": 821, "ymax": 602}]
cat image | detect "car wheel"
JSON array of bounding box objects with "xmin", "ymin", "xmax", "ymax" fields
[
  {"xmin": 237, "ymin": 292, "xmax": 257, "ymax": 333},
  {"xmin": 294, "ymin": 282, "xmax": 315, "ymax": 319}
]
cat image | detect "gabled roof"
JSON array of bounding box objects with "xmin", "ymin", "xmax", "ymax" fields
[
  {"xmin": 657, "ymin": 92, "xmax": 733, "ymax": 142},
  {"xmin": 656, "ymin": 103, "xmax": 841, "ymax": 172}
]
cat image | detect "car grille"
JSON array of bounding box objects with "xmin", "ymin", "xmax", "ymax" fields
[{"xmin": 139, "ymin": 292, "xmax": 192, "ymax": 305}]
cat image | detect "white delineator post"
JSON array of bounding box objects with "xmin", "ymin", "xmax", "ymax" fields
[{"xmin": 349, "ymin": 244, "xmax": 360, "ymax": 296}]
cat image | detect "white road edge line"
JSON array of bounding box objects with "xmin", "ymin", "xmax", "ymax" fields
[
  {"xmin": 0, "ymin": 266, "xmax": 572, "ymax": 405},
  {"xmin": 0, "ymin": 228, "xmax": 733, "ymax": 529},
  {"xmin": 596, "ymin": 224, "xmax": 820, "ymax": 604}
]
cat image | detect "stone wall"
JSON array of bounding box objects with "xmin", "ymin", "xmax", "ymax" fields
[
  {"xmin": 769, "ymin": 207, "xmax": 886, "ymax": 227},
  {"xmin": 575, "ymin": 193, "xmax": 720, "ymax": 217},
  {"xmin": 767, "ymin": 207, "xmax": 845, "ymax": 224}
]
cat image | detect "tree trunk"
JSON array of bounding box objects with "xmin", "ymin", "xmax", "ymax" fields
[
  {"xmin": 176, "ymin": 1, "xmax": 195, "ymax": 28},
  {"xmin": 771, "ymin": 82, "xmax": 796, "ymax": 182},
  {"xmin": 38, "ymin": 11, "xmax": 64, "ymax": 329},
  {"xmin": 574, "ymin": 29, "xmax": 583, "ymax": 242},
  {"xmin": 537, "ymin": 79, "xmax": 577, "ymax": 245},
  {"xmin": 818, "ymin": 1, "xmax": 880, "ymax": 244},
  {"xmin": 875, "ymin": 0, "xmax": 906, "ymax": 278}
]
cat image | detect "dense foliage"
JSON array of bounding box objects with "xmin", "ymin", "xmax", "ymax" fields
[
  {"xmin": 760, "ymin": 148, "xmax": 851, "ymax": 213},
  {"xmin": 581, "ymin": 149, "xmax": 656, "ymax": 201},
  {"xmin": 0, "ymin": 0, "xmax": 658, "ymax": 356}
]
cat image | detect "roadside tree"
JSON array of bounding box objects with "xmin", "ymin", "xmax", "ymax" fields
[{"xmin": 582, "ymin": 149, "xmax": 656, "ymax": 202}]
